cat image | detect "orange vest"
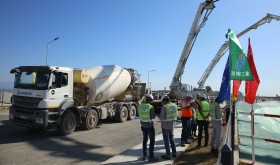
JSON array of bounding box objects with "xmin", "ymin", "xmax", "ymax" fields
[{"xmin": 181, "ymin": 99, "xmax": 193, "ymax": 117}]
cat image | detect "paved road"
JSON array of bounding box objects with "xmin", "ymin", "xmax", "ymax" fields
[{"xmin": 0, "ymin": 112, "xmax": 162, "ymax": 165}]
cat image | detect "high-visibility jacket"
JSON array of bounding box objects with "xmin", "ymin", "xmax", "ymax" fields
[
  {"xmin": 197, "ymin": 100, "xmax": 210, "ymax": 121},
  {"xmin": 181, "ymin": 99, "xmax": 193, "ymax": 117},
  {"xmin": 137, "ymin": 103, "xmax": 153, "ymax": 122},
  {"xmin": 192, "ymin": 107, "xmax": 197, "ymax": 120},
  {"xmin": 163, "ymin": 102, "xmax": 177, "ymax": 121}
]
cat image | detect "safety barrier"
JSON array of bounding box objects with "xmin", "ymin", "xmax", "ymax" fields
[
  {"xmin": 238, "ymin": 111, "xmax": 280, "ymax": 164},
  {"xmin": 239, "ymin": 111, "xmax": 280, "ymax": 118},
  {"xmin": 239, "ymin": 134, "xmax": 280, "ymax": 144},
  {"xmin": 239, "ymin": 111, "xmax": 280, "ymax": 144}
]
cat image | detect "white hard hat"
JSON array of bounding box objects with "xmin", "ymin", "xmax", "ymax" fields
[
  {"xmin": 161, "ymin": 95, "xmax": 169, "ymax": 102},
  {"xmin": 200, "ymin": 93, "xmax": 207, "ymax": 99},
  {"xmin": 146, "ymin": 94, "xmax": 154, "ymax": 100},
  {"xmin": 185, "ymin": 92, "xmax": 193, "ymax": 98}
]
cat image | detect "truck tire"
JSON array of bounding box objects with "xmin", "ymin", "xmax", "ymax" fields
[
  {"xmin": 115, "ymin": 106, "xmax": 128, "ymax": 122},
  {"xmin": 128, "ymin": 105, "xmax": 136, "ymax": 120},
  {"xmin": 59, "ymin": 111, "xmax": 76, "ymax": 136},
  {"xmin": 82, "ymin": 110, "xmax": 98, "ymax": 130}
]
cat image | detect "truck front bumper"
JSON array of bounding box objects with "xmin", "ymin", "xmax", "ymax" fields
[{"xmin": 9, "ymin": 106, "xmax": 49, "ymax": 128}]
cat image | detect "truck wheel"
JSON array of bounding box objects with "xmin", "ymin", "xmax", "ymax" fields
[
  {"xmin": 82, "ymin": 110, "xmax": 98, "ymax": 130},
  {"xmin": 59, "ymin": 111, "xmax": 76, "ymax": 136},
  {"xmin": 116, "ymin": 106, "xmax": 128, "ymax": 122},
  {"xmin": 128, "ymin": 105, "xmax": 136, "ymax": 120}
]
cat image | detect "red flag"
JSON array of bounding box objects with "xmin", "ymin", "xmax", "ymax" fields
[
  {"xmin": 245, "ymin": 38, "xmax": 260, "ymax": 104},
  {"xmin": 232, "ymin": 80, "xmax": 241, "ymax": 101}
]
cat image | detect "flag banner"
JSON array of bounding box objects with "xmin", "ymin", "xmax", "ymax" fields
[
  {"xmin": 232, "ymin": 80, "xmax": 241, "ymax": 101},
  {"xmin": 245, "ymin": 38, "xmax": 260, "ymax": 104},
  {"xmin": 217, "ymin": 56, "xmax": 230, "ymax": 103},
  {"xmin": 227, "ymin": 29, "xmax": 253, "ymax": 80}
]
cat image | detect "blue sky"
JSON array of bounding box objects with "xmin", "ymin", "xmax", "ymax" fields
[{"xmin": 0, "ymin": 0, "xmax": 279, "ymax": 96}]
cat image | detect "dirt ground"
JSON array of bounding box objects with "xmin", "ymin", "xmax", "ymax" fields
[{"xmin": 173, "ymin": 128, "xmax": 219, "ymax": 165}]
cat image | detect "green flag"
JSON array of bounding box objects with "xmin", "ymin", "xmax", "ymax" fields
[{"xmin": 227, "ymin": 29, "xmax": 253, "ymax": 80}]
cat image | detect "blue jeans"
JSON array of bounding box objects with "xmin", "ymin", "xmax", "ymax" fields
[
  {"xmin": 181, "ymin": 117, "xmax": 191, "ymax": 142},
  {"xmin": 162, "ymin": 128, "xmax": 176, "ymax": 156},
  {"xmin": 141, "ymin": 126, "xmax": 155, "ymax": 157}
]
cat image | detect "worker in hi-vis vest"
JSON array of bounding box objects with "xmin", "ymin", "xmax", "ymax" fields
[
  {"xmin": 209, "ymin": 97, "xmax": 223, "ymax": 153},
  {"xmin": 180, "ymin": 92, "xmax": 195, "ymax": 147},
  {"xmin": 137, "ymin": 94, "xmax": 159, "ymax": 162},
  {"xmin": 196, "ymin": 93, "xmax": 210, "ymax": 148},
  {"xmin": 160, "ymin": 95, "xmax": 178, "ymax": 160}
]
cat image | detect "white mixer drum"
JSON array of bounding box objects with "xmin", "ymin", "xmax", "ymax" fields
[{"xmin": 81, "ymin": 65, "xmax": 131, "ymax": 103}]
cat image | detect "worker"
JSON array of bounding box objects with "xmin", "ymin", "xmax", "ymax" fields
[
  {"xmin": 209, "ymin": 97, "xmax": 223, "ymax": 153},
  {"xmin": 196, "ymin": 93, "xmax": 210, "ymax": 148},
  {"xmin": 160, "ymin": 95, "xmax": 178, "ymax": 159},
  {"xmin": 137, "ymin": 94, "xmax": 159, "ymax": 162},
  {"xmin": 192, "ymin": 94, "xmax": 201, "ymax": 137},
  {"xmin": 180, "ymin": 92, "xmax": 195, "ymax": 147},
  {"xmin": 190, "ymin": 106, "xmax": 197, "ymax": 138}
]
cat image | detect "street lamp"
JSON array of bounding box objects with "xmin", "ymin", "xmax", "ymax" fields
[
  {"xmin": 148, "ymin": 70, "xmax": 155, "ymax": 94},
  {"xmin": 46, "ymin": 37, "xmax": 59, "ymax": 66}
]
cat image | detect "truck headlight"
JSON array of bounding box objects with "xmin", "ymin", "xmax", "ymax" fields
[
  {"xmin": 9, "ymin": 114, "xmax": 14, "ymax": 119},
  {"xmin": 35, "ymin": 118, "xmax": 43, "ymax": 124}
]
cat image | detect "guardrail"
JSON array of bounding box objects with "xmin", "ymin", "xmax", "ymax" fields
[{"xmin": 239, "ymin": 111, "xmax": 280, "ymax": 145}]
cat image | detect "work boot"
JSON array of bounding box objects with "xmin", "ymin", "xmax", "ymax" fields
[
  {"xmin": 172, "ymin": 154, "xmax": 177, "ymax": 158},
  {"xmin": 148, "ymin": 156, "xmax": 159, "ymax": 162},
  {"xmin": 185, "ymin": 140, "xmax": 191, "ymax": 144},
  {"xmin": 142, "ymin": 155, "xmax": 148, "ymax": 160},
  {"xmin": 181, "ymin": 142, "xmax": 185, "ymax": 147},
  {"xmin": 161, "ymin": 155, "xmax": 171, "ymax": 160}
]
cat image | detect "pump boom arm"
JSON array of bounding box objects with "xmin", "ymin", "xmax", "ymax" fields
[
  {"xmin": 170, "ymin": 0, "xmax": 216, "ymax": 89},
  {"xmin": 197, "ymin": 13, "xmax": 280, "ymax": 88}
]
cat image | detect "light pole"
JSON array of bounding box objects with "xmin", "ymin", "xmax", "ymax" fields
[
  {"xmin": 148, "ymin": 70, "xmax": 155, "ymax": 94},
  {"xmin": 46, "ymin": 37, "xmax": 59, "ymax": 66}
]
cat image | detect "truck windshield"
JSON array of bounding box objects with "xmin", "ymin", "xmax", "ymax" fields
[{"xmin": 14, "ymin": 71, "xmax": 50, "ymax": 90}]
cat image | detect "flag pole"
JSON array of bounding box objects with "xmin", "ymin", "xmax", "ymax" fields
[
  {"xmin": 251, "ymin": 104, "xmax": 255, "ymax": 164},
  {"xmin": 231, "ymin": 97, "xmax": 235, "ymax": 165}
]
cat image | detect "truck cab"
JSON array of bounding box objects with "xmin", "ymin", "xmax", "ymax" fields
[{"xmin": 9, "ymin": 66, "xmax": 74, "ymax": 131}]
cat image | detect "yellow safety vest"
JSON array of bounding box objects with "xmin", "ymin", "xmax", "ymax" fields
[
  {"xmin": 197, "ymin": 101, "xmax": 210, "ymax": 121},
  {"xmin": 137, "ymin": 103, "xmax": 153, "ymax": 122},
  {"xmin": 163, "ymin": 103, "xmax": 177, "ymax": 121}
]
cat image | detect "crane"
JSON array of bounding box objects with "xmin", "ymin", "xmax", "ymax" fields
[
  {"xmin": 169, "ymin": 0, "xmax": 218, "ymax": 99},
  {"xmin": 197, "ymin": 13, "xmax": 280, "ymax": 89}
]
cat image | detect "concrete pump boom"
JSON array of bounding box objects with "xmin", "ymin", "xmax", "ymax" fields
[
  {"xmin": 197, "ymin": 13, "xmax": 280, "ymax": 89},
  {"xmin": 170, "ymin": 0, "xmax": 217, "ymax": 91}
]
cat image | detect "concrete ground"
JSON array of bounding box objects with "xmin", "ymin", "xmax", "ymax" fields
[
  {"xmin": 100, "ymin": 122, "xmax": 188, "ymax": 165},
  {"xmin": 100, "ymin": 122, "xmax": 223, "ymax": 165},
  {"xmin": 0, "ymin": 106, "xmax": 224, "ymax": 165}
]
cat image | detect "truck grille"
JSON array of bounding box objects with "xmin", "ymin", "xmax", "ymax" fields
[{"xmin": 13, "ymin": 96, "xmax": 42, "ymax": 109}]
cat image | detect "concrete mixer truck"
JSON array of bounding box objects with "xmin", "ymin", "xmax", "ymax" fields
[{"xmin": 9, "ymin": 65, "xmax": 144, "ymax": 135}]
